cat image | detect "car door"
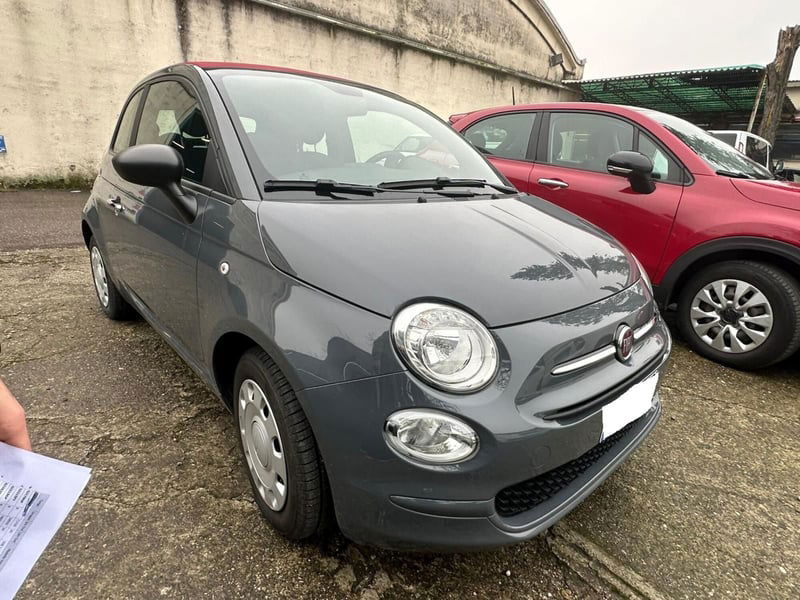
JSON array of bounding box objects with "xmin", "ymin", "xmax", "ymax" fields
[
  {"xmin": 529, "ymin": 111, "xmax": 684, "ymax": 275},
  {"xmin": 108, "ymin": 78, "xmax": 216, "ymax": 357},
  {"xmin": 461, "ymin": 111, "xmax": 538, "ymax": 191},
  {"xmin": 95, "ymin": 88, "xmax": 145, "ymax": 271}
]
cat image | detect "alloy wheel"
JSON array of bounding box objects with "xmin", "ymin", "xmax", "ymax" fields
[
  {"xmin": 238, "ymin": 378, "xmax": 288, "ymax": 511},
  {"xmin": 689, "ymin": 278, "xmax": 773, "ymax": 353}
]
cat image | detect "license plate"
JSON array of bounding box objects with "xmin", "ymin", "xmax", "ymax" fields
[{"xmin": 601, "ymin": 373, "xmax": 658, "ymax": 441}]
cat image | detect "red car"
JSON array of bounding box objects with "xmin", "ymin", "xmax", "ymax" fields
[{"xmin": 452, "ymin": 103, "xmax": 800, "ymax": 369}]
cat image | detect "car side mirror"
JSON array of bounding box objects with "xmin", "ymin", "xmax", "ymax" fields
[
  {"xmin": 773, "ymin": 159, "xmax": 785, "ymax": 174},
  {"xmin": 607, "ymin": 151, "xmax": 656, "ymax": 194},
  {"xmin": 112, "ymin": 144, "xmax": 197, "ymax": 222}
]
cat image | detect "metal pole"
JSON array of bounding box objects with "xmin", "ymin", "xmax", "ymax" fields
[{"xmin": 747, "ymin": 71, "xmax": 766, "ymax": 132}]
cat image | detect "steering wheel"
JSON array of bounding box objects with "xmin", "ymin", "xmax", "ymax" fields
[{"xmin": 366, "ymin": 150, "xmax": 407, "ymax": 169}]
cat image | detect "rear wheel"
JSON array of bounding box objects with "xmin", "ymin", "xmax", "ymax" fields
[
  {"xmin": 89, "ymin": 237, "xmax": 136, "ymax": 320},
  {"xmin": 233, "ymin": 349, "xmax": 329, "ymax": 540},
  {"xmin": 677, "ymin": 260, "xmax": 800, "ymax": 369}
]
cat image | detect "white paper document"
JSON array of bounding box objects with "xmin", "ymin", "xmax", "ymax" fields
[
  {"xmin": 601, "ymin": 372, "xmax": 658, "ymax": 441},
  {"xmin": 0, "ymin": 443, "xmax": 91, "ymax": 600}
]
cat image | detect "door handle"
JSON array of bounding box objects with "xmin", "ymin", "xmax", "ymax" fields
[
  {"xmin": 537, "ymin": 178, "xmax": 569, "ymax": 189},
  {"xmin": 106, "ymin": 196, "xmax": 123, "ymax": 213}
]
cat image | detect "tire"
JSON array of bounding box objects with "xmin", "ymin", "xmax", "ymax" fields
[
  {"xmin": 677, "ymin": 260, "xmax": 800, "ymax": 369},
  {"xmin": 233, "ymin": 348, "xmax": 329, "ymax": 540},
  {"xmin": 88, "ymin": 237, "xmax": 136, "ymax": 320}
]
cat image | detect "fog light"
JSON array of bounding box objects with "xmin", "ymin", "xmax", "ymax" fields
[{"xmin": 384, "ymin": 409, "xmax": 478, "ymax": 464}]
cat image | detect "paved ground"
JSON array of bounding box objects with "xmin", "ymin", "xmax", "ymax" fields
[
  {"xmin": 1, "ymin": 191, "xmax": 798, "ymax": 599},
  {"xmin": 0, "ymin": 190, "xmax": 88, "ymax": 251}
]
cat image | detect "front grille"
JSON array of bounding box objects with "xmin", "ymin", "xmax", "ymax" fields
[
  {"xmin": 495, "ymin": 418, "xmax": 640, "ymax": 518},
  {"xmin": 541, "ymin": 354, "xmax": 661, "ymax": 423}
]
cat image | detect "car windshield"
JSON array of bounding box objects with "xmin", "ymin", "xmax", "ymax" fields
[
  {"xmin": 637, "ymin": 109, "xmax": 774, "ymax": 180},
  {"xmin": 211, "ymin": 69, "xmax": 504, "ymax": 190}
]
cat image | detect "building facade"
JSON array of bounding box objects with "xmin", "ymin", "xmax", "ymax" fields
[{"xmin": 0, "ymin": 0, "xmax": 583, "ymax": 186}]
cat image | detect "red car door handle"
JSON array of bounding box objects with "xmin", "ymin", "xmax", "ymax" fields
[{"xmin": 537, "ymin": 178, "xmax": 569, "ymax": 189}]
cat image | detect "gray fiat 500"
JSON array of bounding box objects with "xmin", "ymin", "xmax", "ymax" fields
[{"xmin": 83, "ymin": 62, "xmax": 671, "ymax": 551}]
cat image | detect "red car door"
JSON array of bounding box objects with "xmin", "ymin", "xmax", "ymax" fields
[
  {"xmin": 460, "ymin": 111, "xmax": 538, "ymax": 192},
  {"xmin": 487, "ymin": 156, "xmax": 533, "ymax": 191},
  {"xmin": 529, "ymin": 111, "xmax": 683, "ymax": 276}
]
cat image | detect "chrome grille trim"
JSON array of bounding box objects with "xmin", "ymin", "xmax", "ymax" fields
[
  {"xmin": 551, "ymin": 317, "xmax": 658, "ymax": 376},
  {"xmin": 633, "ymin": 316, "xmax": 655, "ymax": 341}
]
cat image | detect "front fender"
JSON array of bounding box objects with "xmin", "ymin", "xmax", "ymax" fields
[
  {"xmin": 198, "ymin": 241, "xmax": 403, "ymax": 394},
  {"xmin": 656, "ymin": 236, "xmax": 800, "ymax": 306}
]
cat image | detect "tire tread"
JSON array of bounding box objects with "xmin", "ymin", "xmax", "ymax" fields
[{"xmin": 235, "ymin": 348, "xmax": 330, "ymax": 540}]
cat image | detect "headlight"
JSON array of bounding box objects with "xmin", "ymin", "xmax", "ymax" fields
[
  {"xmin": 392, "ymin": 302, "xmax": 498, "ymax": 393},
  {"xmin": 384, "ymin": 409, "xmax": 478, "ymax": 463},
  {"xmin": 632, "ymin": 255, "xmax": 652, "ymax": 292}
]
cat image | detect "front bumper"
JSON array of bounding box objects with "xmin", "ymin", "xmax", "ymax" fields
[
  {"xmin": 299, "ymin": 285, "xmax": 670, "ymax": 551},
  {"xmin": 381, "ymin": 404, "xmax": 658, "ymax": 551}
]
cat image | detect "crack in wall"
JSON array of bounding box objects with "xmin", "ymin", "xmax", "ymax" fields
[{"xmin": 174, "ymin": 0, "xmax": 191, "ymax": 60}]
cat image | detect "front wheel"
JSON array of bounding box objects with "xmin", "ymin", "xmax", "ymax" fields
[
  {"xmin": 233, "ymin": 349, "xmax": 329, "ymax": 540},
  {"xmin": 677, "ymin": 260, "xmax": 800, "ymax": 369}
]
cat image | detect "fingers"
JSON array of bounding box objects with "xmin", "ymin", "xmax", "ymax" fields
[
  {"xmin": 4, "ymin": 421, "xmax": 32, "ymax": 451},
  {"xmin": 0, "ymin": 377, "xmax": 33, "ymax": 451}
]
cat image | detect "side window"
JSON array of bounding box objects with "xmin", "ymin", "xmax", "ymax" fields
[
  {"xmin": 711, "ymin": 132, "xmax": 737, "ymax": 147},
  {"xmin": 462, "ymin": 113, "xmax": 536, "ymax": 160},
  {"xmin": 547, "ymin": 113, "xmax": 633, "ymax": 173},
  {"xmin": 745, "ymin": 135, "xmax": 769, "ymax": 167},
  {"xmin": 638, "ymin": 132, "xmax": 682, "ymax": 183},
  {"xmin": 135, "ymin": 81, "xmax": 210, "ymax": 183},
  {"xmin": 112, "ymin": 89, "xmax": 143, "ymax": 153}
]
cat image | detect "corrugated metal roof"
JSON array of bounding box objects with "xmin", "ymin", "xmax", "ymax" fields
[
  {"xmin": 563, "ymin": 65, "xmax": 779, "ymax": 119},
  {"xmin": 564, "ymin": 64, "xmax": 764, "ymax": 85}
]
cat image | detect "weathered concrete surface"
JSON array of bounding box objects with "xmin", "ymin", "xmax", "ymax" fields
[
  {"xmin": 563, "ymin": 346, "xmax": 800, "ymax": 599},
  {"xmin": 0, "ymin": 247, "xmax": 602, "ymax": 599},
  {"xmin": 0, "ymin": 190, "xmax": 87, "ymax": 251}
]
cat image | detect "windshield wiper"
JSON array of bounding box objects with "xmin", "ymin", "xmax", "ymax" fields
[
  {"xmin": 264, "ymin": 179, "xmax": 382, "ymax": 196},
  {"xmin": 377, "ymin": 177, "xmax": 517, "ymax": 194},
  {"xmin": 715, "ymin": 170, "xmax": 754, "ymax": 179}
]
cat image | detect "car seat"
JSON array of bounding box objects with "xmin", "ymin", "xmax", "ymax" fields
[
  {"xmin": 466, "ymin": 131, "xmax": 487, "ymax": 150},
  {"xmin": 180, "ymin": 109, "xmax": 210, "ymax": 181},
  {"xmin": 551, "ymin": 130, "xmax": 563, "ymax": 163}
]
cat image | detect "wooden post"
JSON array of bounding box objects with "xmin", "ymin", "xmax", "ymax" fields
[{"xmin": 757, "ymin": 25, "xmax": 800, "ymax": 145}]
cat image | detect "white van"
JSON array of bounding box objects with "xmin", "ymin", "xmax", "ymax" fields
[{"xmin": 709, "ymin": 130, "xmax": 772, "ymax": 169}]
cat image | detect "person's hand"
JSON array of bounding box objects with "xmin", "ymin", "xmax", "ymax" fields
[{"xmin": 0, "ymin": 377, "xmax": 31, "ymax": 450}]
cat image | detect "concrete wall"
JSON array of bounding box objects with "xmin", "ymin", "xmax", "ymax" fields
[{"xmin": 0, "ymin": 0, "xmax": 582, "ymax": 187}]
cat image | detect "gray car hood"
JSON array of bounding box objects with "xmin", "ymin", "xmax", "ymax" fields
[{"xmin": 257, "ymin": 195, "xmax": 635, "ymax": 327}]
